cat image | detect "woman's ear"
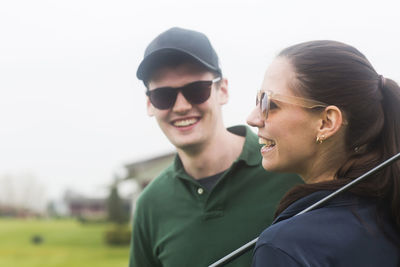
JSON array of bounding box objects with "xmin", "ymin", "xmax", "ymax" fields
[{"xmin": 316, "ymin": 105, "xmax": 344, "ymax": 140}]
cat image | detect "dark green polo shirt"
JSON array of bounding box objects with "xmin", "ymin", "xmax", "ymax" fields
[{"xmin": 129, "ymin": 125, "xmax": 302, "ymax": 267}]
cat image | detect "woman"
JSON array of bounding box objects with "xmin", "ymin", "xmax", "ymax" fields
[{"xmin": 247, "ymin": 40, "xmax": 400, "ymax": 266}]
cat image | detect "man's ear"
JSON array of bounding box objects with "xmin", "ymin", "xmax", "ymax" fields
[
  {"xmin": 146, "ymin": 97, "xmax": 155, "ymax": 116},
  {"xmin": 316, "ymin": 105, "xmax": 344, "ymax": 140},
  {"xmin": 217, "ymin": 78, "xmax": 229, "ymax": 105}
]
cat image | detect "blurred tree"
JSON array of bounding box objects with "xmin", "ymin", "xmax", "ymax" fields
[{"xmin": 107, "ymin": 178, "xmax": 128, "ymax": 225}]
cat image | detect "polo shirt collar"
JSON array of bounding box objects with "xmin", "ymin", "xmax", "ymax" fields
[
  {"xmin": 173, "ymin": 155, "xmax": 189, "ymax": 180},
  {"xmin": 232, "ymin": 125, "xmax": 261, "ymax": 167}
]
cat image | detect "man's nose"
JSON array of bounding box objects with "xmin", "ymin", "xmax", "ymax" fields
[{"xmin": 172, "ymin": 92, "xmax": 192, "ymax": 113}]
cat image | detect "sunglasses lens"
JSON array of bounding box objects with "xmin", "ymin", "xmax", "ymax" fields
[
  {"xmin": 149, "ymin": 88, "xmax": 177, "ymax": 109},
  {"xmin": 148, "ymin": 80, "xmax": 214, "ymax": 110},
  {"xmin": 182, "ymin": 81, "xmax": 212, "ymax": 104}
]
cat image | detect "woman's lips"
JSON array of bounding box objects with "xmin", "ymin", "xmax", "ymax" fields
[
  {"xmin": 259, "ymin": 137, "xmax": 276, "ymax": 154},
  {"xmin": 259, "ymin": 137, "xmax": 276, "ymax": 147}
]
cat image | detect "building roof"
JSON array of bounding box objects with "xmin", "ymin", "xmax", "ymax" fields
[{"xmin": 124, "ymin": 151, "xmax": 176, "ymax": 184}]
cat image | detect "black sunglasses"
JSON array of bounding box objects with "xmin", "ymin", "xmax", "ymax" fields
[{"xmin": 146, "ymin": 77, "xmax": 221, "ymax": 110}]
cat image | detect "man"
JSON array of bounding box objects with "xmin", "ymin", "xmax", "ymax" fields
[{"xmin": 129, "ymin": 27, "xmax": 302, "ymax": 267}]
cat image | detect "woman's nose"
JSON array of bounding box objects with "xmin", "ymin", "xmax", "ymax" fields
[{"xmin": 247, "ymin": 107, "xmax": 264, "ymax": 128}]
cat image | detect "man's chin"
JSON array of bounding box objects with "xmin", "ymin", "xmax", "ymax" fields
[{"xmin": 173, "ymin": 139, "xmax": 204, "ymax": 152}]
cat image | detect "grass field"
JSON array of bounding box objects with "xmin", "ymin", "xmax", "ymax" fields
[{"xmin": 0, "ymin": 218, "xmax": 130, "ymax": 267}]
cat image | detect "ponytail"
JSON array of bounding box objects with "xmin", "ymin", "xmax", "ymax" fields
[{"xmin": 380, "ymin": 78, "xmax": 400, "ymax": 229}]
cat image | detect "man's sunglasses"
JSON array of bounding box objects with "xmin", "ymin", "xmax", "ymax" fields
[
  {"xmin": 256, "ymin": 90, "xmax": 328, "ymax": 119},
  {"xmin": 146, "ymin": 77, "xmax": 221, "ymax": 110}
]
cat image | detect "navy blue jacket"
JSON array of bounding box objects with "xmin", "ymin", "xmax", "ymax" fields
[{"xmin": 252, "ymin": 191, "xmax": 400, "ymax": 267}]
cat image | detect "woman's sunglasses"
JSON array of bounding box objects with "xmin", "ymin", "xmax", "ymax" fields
[
  {"xmin": 256, "ymin": 90, "xmax": 328, "ymax": 119},
  {"xmin": 146, "ymin": 77, "xmax": 221, "ymax": 110}
]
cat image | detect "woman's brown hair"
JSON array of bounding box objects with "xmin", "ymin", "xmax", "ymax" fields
[{"xmin": 274, "ymin": 41, "xmax": 400, "ymax": 234}]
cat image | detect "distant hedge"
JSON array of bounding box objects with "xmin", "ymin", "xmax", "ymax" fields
[{"xmin": 104, "ymin": 226, "xmax": 131, "ymax": 246}]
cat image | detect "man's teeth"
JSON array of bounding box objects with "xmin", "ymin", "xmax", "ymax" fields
[
  {"xmin": 259, "ymin": 137, "xmax": 275, "ymax": 147},
  {"xmin": 173, "ymin": 118, "xmax": 197, "ymax": 127}
]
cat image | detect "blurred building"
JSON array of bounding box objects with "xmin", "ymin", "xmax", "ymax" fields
[
  {"xmin": 49, "ymin": 152, "xmax": 176, "ymax": 220},
  {"xmin": 124, "ymin": 152, "xmax": 176, "ymax": 188},
  {"xmin": 61, "ymin": 187, "xmax": 131, "ymax": 220},
  {"xmin": 124, "ymin": 151, "xmax": 176, "ymax": 215}
]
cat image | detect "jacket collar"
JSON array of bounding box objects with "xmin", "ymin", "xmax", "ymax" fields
[{"xmin": 273, "ymin": 190, "xmax": 363, "ymax": 224}]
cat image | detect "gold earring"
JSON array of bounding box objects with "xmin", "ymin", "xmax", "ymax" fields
[{"xmin": 316, "ymin": 135, "xmax": 325, "ymax": 144}]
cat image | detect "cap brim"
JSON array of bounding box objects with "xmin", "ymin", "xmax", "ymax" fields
[{"xmin": 136, "ymin": 48, "xmax": 220, "ymax": 81}]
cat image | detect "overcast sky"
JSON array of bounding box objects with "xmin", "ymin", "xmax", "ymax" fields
[{"xmin": 1, "ymin": 0, "xmax": 399, "ymax": 201}]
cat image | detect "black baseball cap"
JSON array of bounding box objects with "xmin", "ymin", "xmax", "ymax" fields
[{"xmin": 136, "ymin": 27, "xmax": 222, "ymax": 81}]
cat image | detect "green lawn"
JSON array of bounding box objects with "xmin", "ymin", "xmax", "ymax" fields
[{"xmin": 0, "ymin": 218, "xmax": 130, "ymax": 267}]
